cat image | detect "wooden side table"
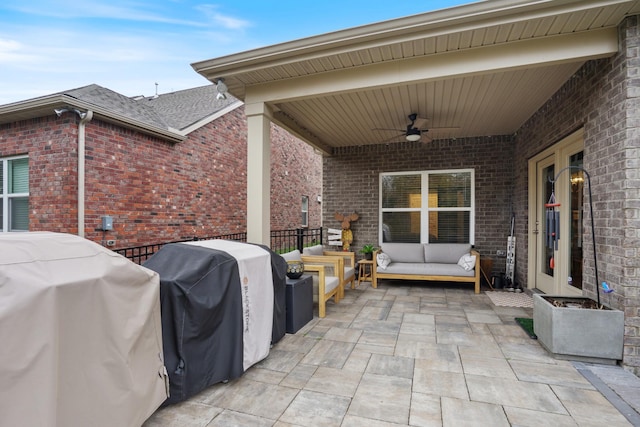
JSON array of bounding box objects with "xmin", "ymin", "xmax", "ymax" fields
[{"xmin": 358, "ymin": 259, "xmax": 374, "ymax": 286}]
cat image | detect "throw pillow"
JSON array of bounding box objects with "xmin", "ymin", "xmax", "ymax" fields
[
  {"xmin": 457, "ymin": 253, "xmax": 476, "ymax": 271},
  {"xmin": 376, "ymin": 252, "xmax": 391, "ymax": 270}
]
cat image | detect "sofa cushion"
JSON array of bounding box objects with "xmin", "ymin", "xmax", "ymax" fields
[
  {"xmin": 344, "ymin": 266, "xmax": 355, "ymax": 280},
  {"xmin": 377, "ymin": 262, "xmax": 474, "ymax": 277},
  {"xmin": 423, "ymin": 243, "xmax": 471, "ymax": 264},
  {"xmin": 380, "ymin": 243, "xmax": 424, "ymax": 263},
  {"xmin": 311, "ymin": 275, "xmax": 340, "ymax": 302},
  {"xmin": 281, "ymin": 249, "xmax": 302, "ymax": 262},
  {"xmin": 378, "ymin": 262, "xmax": 426, "ymax": 275},
  {"xmin": 303, "ymin": 245, "xmax": 324, "ymax": 256}
]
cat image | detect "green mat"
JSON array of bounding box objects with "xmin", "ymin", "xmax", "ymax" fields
[{"xmin": 515, "ymin": 317, "xmax": 537, "ymax": 339}]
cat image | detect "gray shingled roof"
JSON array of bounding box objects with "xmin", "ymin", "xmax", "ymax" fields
[
  {"xmin": 142, "ymin": 85, "xmax": 239, "ymax": 131},
  {"xmin": 59, "ymin": 83, "xmax": 238, "ymax": 133},
  {"xmin": 63, "ymin": 84, "xmax": 170, "ymax": 129}
]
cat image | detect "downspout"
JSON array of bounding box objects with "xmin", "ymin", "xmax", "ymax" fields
[{"xmin": 77, "ymin": 111, "xmax": 93, "ymax": 237}]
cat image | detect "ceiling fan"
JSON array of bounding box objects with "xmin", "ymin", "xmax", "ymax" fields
[{"xmin": 373, "ymin": 113, "xmax": 458, "ymax": 143}]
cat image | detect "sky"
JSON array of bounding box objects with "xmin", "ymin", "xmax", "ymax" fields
[{"xmin": 0, "ymin": 0, "xmax": 473, "ymax": 105}]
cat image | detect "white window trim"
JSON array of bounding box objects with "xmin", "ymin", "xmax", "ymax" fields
[
  {"xmin": 1, "ymin": 154, "xmax": 29, "ymax": 232},
  {"xmin": 301, "ymin": 195, "xmax": 309, "ymax": 228},
  {"xmin": 379, "ymin": 168, "xmax": 475, "ymax": 244}
]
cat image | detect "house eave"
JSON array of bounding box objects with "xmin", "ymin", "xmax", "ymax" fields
[
  {"xmin": 192, "ymin": 0, "xmax": 640, "ymax": 101},
  {"xmin": 0, "ymin": 95, "xmax": 186, "ymax": 143}
]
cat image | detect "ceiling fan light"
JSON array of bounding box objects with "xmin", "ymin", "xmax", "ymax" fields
[{"xmin": 406, "ymin": 128, "xmax": 421, "ymax": 141}]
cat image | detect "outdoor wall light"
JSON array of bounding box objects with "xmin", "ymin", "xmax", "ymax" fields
[{"xmin": 215, "ymin": 78, "xmax": 228, "ymax": 100}]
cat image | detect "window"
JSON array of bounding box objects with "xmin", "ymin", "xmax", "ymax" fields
[
  {"xmin": 301, "ymin": 195, "xmax": 309, "ymax": 227},
  {"xmin": 1, "ymin": 156, "xmax": 29, "ymax": 232},
  {"xmin": 380, "ymin": 169, "xmax": 474, "ymax": 244}
]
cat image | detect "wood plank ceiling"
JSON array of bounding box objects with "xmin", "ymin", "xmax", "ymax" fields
[{"xmin": 193, "ymin": 0, "xmax": 640, "ymax": 153}]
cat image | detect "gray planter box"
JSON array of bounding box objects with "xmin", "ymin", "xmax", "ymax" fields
[{"xmin": 533, "ymin": 294, "xmax": 624, "ymax": 364}]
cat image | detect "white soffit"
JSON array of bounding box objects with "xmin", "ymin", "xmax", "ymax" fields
[{"xmin": 192, "ymin": 0, "xmax": 640, "ymax": 150}]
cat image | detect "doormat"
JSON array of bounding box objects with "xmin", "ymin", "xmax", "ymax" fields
[
  {"xmin": 515, "ymin": 317, "xmax": 537, "ymax": 339},
  {"xmin": 485, "ymin": 291, "xmax": 533, "ymax": 308}
]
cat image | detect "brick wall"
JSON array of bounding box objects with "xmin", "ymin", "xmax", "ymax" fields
[
  {"xmin": 322, "ymin": 16, "xmax": 640, "ymax": 373},
  {"xmin": 270, "ymin": 124, "xmax": 323, "ymax": 230},
  {"xmin": 323, "ymin": 136, "xmax": 514, "ymax": 268},
  {"xmin": 0, "ymin": 104, "xmax": 322, "ymax": 248},
  {"xmin": 620, "ymin": 15, "xmax": 640, "ymax": 373},
  {"xmin": 0, "ymin": 116, "xmax": 79, "ymax": 234},
  {"xmin": 512, "ymin": 16, "xmax": 640, "ymax": 373}
]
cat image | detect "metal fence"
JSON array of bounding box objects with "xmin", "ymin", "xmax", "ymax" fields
[
  {"xmin": 113, "ymin": 228, "xmax": 323, "ymax": 264},
  {"xmin": 270, "ymin": 227, "xmax": 323, "ymax": 254}
]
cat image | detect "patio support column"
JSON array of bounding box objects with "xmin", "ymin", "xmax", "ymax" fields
[{"xmin": 245, "ymin": 101, "xmax": 272, "ymax": 245}]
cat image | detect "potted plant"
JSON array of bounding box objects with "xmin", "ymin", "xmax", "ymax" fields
[
  {"xmin": 533, "ymin": 294, "xmax": 623, "ymax": 363},
  {"xmin": 360, "ymin": 244, "xmax": 377, "ymax": 260},
  {"xmin": 533, "ymin": 166, "xmax": 624, "ymax": 364}
]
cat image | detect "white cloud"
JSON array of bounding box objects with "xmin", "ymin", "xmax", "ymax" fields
[
  {"xmin": 195, "ymin": 5, "xmax": 251, "ymax": 30},
  {"xmin": 0, "ymin": 1, "xmax": 255, "ymax": 104},
  {"xmin": 0, "ymin": 38, "xmax": 40, "ymax": 63},
  {"xmin": 2, "ymin": 1, "xmax": 205, "ymax": 26}
]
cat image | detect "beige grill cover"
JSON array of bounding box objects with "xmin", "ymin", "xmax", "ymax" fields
[{"xmin": 0, "ymin": 232, "xmax": 168, "ymax": 427}]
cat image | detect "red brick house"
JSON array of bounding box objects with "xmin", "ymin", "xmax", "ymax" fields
[{"xmin": 0, "ymin": 84, "xmax": 322, "ymax": 248}]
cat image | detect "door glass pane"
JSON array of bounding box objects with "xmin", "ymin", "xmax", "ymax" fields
[
  {"xmin": 543, "ymin": 164, "xmax": 555, "ymax": 277},
  {"xmin": 382, "ymin": 174, "xmax": 421, "ymax": 209},
  {"xmin": 10, "ymin": 197, "xmax": 29, "ymax": 231},
  {"xmin": 382, "ymin": 211, "xmax": 420, "ymax": 243},
  {"xmin": 569, "ymin": 152, "xmax": 584, "ymax": 289}
]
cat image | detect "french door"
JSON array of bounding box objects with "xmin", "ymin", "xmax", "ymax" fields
[{"xmin": 528, "ymin": 130, "xmax": 584, "ymax": 295}]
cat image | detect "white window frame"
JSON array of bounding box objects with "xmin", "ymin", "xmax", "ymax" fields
[
  {"xmin": 301, "ymin": 195, "xmax": 309, "ymax": 227},
  {"xmin": 379, "ymin": 168, "xmax": 475, "ymax": 244},
  {"xmin": 1, "ymin": 155, "xmax": 29, "ymax": 232}
]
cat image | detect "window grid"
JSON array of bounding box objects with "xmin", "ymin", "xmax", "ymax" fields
[
  {"xmin": 380, "ymin": 169, "xmax": 474, "ymax": 244},
  {"xmin": 1, "ymin": 155, "xmax": 29, "ymax": 232}
]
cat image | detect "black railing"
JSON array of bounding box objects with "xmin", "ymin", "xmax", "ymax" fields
[
  {"xmin": 114, "ymin": 228, "xmax": 322, "ymax": 264},
  {"xmin": 270, "ymin": 227, "xmax": 323, "ymax": 254}
]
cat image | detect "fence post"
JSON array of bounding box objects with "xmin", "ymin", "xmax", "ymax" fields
[{"xmin": 296, "ymin": 228, "xmax": 304, "ymax": 252}]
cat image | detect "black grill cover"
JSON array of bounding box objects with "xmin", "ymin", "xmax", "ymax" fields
[{"xmin": 144, "ymin": 241, "xmax": 287, "ymax": 406}]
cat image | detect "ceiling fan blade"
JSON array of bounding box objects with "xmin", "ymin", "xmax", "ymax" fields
[
  {"xmin": 413, "ymin": 117, "xmax": 429, "ymax": 129},
  {"xmin": 426, "ymin": 127, "xmax": 460, "ymax": 132},
  {"xmin": 372, "ymin": 128, "xmax": 404, "ymax": 132},
  {"xmin": 378, "ymin": 133, "xmax": 405, "ymax": 143}
]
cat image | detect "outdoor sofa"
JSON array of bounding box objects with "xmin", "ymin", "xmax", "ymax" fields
[{"xmin": 372, "ymin": 243, "xmax": 480, "ymax": 293}]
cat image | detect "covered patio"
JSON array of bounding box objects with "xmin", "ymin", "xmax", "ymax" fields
[
  {"xmin": 192, "ymin": 0, "xmax": 640, "ymax": 375},
  {"xmin": 143, "ymin": 281, "xmax": 640, "ymax": 426},
  {"xmin": 192, "ymin": 0, "xmax": 628, "ymax": 244}
]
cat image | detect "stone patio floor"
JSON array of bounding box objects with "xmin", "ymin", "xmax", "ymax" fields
[{"xmin": 143, "ymin": 281, "xmax": 640, "ymax": 427}]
